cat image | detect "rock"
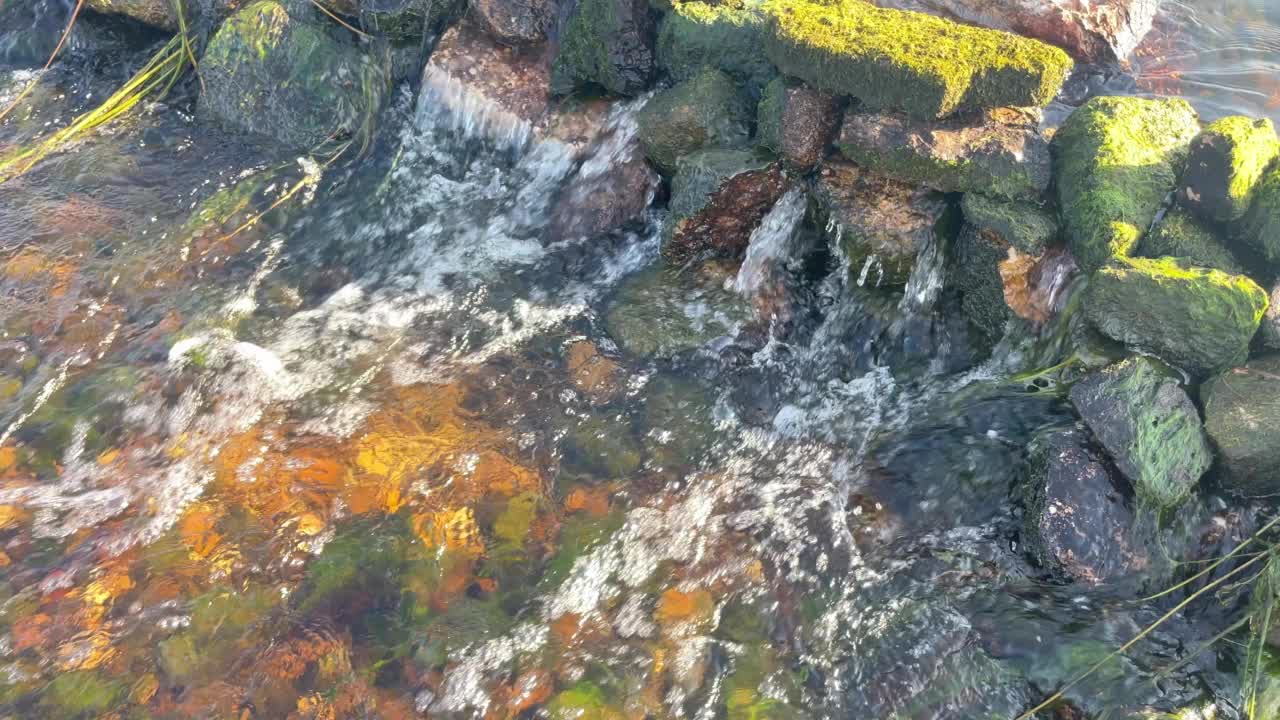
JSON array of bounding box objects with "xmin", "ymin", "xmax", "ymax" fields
[
  {"xmin": 1137, "ymin": 206, "xmax": 1243, "ymax": 274},
  {"xmin": 359, "ymin": 0, "xmax": 438, "ymax": 39},
  {"xmin": 1179, "ymin": 116, "xmax": 1280, "ymax": 224},
  {"xmin": 756, "ymin": 78, "xmax": 842, "ymax": 171},
  {"xmin": 1022, "ymin": 427, "xmax": 1147, "ymax": 585},
  {"xmin": 550, "ymin": 110, "xmax": 659, "ymax": 239},
  {"xmin": 1068, "ymin": 357, "xmax": 1212, "ymax": 508},
  {"xmin": 470, "ymin": 0, "xmax": 556, "ymax": 45},
  {"xmin": 951, "ymin": 226, "xmax": 1020, "ymax": 344},
  {"xmin": 869, "ymin": 0, "xmax": 1160, "ymax": 63},
  {"xmin": 655, "ymin": 0, "xmax": 776, "ymax": 96},
  {"xmin": 200, "ymin": 1, "xmax": 389, "ymax": 150},
  {"xmin": 1263, "ymin": 281, "xmax": 1280, "ymax": 350},
  {"xmin": 761, "ymin": 0, "xmax": 1072, "ymax": 120},
  {"xmin": 553, "ymin": 0, "xmax": 655, "ymax": 96},
  {"xmin": 838, "ymin": 107, "xmax": 1052, "ymax": 201},
  {"xmin": 811, "ymin": 160, "xmax": 954, "ymax": 288},
  {"xmin": 960, "ymin": 193, "xmax": 1057, "ymax": 254},
  {"xmin": 562, "ymin": 414, "xmax": 643, "ymax": 479},
  {"xmin": 636, "ymin": 68, "xmax": 750, "ymax": 174},
  {"xmin": 1054, "ymin": 96, "xmax": 1201, "ymax": 273},
  {"xmin": 1083, "ymin": 256, "xmax": 1269, "ymax": 377},
  {"xmin": 85, "ymin": 0, "xmax": 186, "ymax": 30},
  {"xmin": 664, "ymin": 148, "xmax": 789, "ymax": 265},
  {"xmin": 1237, "ymin": 160, "xmax": 1280, "ymax": 269},
  {"xmin": 641, "ymin": 374, "xmax": 715, "ymax": 472},
  {"xmin": 1202, "ymin": 355, "xmax": 1280, "ymax": 497},
  {"xmin": 604, "ymin": 262, "xmax": 752, "ymax": 357}
]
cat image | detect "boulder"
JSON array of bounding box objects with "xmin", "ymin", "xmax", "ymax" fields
[
  {"xmin": 1083, "ymin": 256, "xmax": 1269, "ymax": 377},
  {"xmin": 663, "ymin": 148, "xmax": 789, "ymax": 265},
  {"xmin": 1179, "ymin": 116, "xmax": 1280, "ymax": 224},
  {"xmin": 200, "ymin": 1, "xmax": 389, "ymax": 150},
  {"xmin": 550, "ymin": 109, "xmax": 659, "ymax": 239},
  {"xmin": 604, "ymin": 262, "xmax": 752, "ymax": 357},
  {"xmin": 960, "ymin": 193, "xmax": 1057, "ymax": 254},
  {"xmin": 1054, "ymin": 96, "xmax": 1201, "ymax": 273},
  {"xmin": 85, "ymin": 0, "xmax": 187, "ymax": 29},
  {"xmin": 1068, "ymin": 357, "xmax": 1212, "ymax": 508},
  {"xmin": 811, "ymin": 160, "xmax": 954, "ymax": 287},
  {"xmin": 655, "ymin": 0, "xmax": 776, "ymax": 96},
  {"xmin": 1202, "ymin": 355, "xmax": 1280, "ymax": 497},
  {"xmin": 761, "ymin": 0, "xmax": 1072, "ymax": 120},
  {"xmin": 553, "ymin": 0, "xmax": 655, "ymax": 96},
  {"xmin": 1237, "ymin": 162, "xmax": 1280, "ymax": 269},
  {"xmin": 359, "ymin": 0, "xmax": 438, "ymax": 39},
  {"xmin": 1137, "ymin": 206, "xmax": 1243, "ymax": 274},
  {"xmin": 470, "ymin": 0, "xmax": 556, "ymax": 45},
  {"xmin": 635, "ymin": 68, "xmax": 750, "ymax": 174},
  {"xmin": 756, "ymin": 78, "xmax": 842, "ymax": 171},
  {"xmin": 1022, "ymin": 427, "xmax": 1148, "ymax": 585},
  {"xmin": 1263, "ymin": 281, "xmax": 1280, "ymax": 350},
  {"xmin": 838, "ymin": 107, "xmax": 1052, "ymax": 201},
  {"xmin": 869, "ymin": 0, "xmax": 1160, "ymax": 63}
]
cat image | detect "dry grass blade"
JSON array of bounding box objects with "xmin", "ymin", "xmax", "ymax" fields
[
  {"xmin": 309, "ymin": 0, "xmax": 371, "ymax": 39},
  {"xmin": 0, "ymin": 0, "xmax": 87, "ymax": 124}
]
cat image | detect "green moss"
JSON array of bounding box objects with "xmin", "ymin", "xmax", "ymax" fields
[
  {"xmin": 1083, "ymin": 256, "xmax": 1268, "ymax": 376},
  {"xmin": 562, "ymin": 414, "xmax": 644, "ymax": 479},
  {"xmin": 636, "ymin": 67, "xmax": 750, "ymax": 173},
  {"xmin": 1181, "ymin": 115, "xmax": 1280, "ymax": 222},
  {"xmin": 960, "ymin": 193, "xmax": 1056, "ymax": 254},
  {"xmin": 657, "ymin": 0, "xmax": 777, "ymax": 96},
  {"xmin": 159, "ymin": 586, "xmax": 280, "ymax": 685},
  {"xmin": 755, "ymin": 77, "xmax": 785, "ymax": 155},
  {"xmin": 950, "ymin": 225, "xmax": 1012, "ymax": 347},
  {"xmin": 39, "ymin": 671, "xmax": 126, "ymax": 719},
  {"xmin": 553, "ymin": 0, "xmax": 654, "ymax": 96},
  {"xmin": 1054, "ymin": 96, "xmax": 1201, "ymax": 273},
  {"xmin": 604, "ymin": 263, "xmax": 752, "ymax": 357},
  {"xmin": 546, "ymin": 681, "xmax": 624, "ymax": 720},
  {"xmin": 761, "ymin": 0, "xmax": 1072, "ymax": 119},
  {"xmin": 1238, "ymin": 161, "xmax": 1280, "ymax": 267},
  {"xmin": 1138, "ymin": 206, "xmax": 1242, "ymax": 273}
]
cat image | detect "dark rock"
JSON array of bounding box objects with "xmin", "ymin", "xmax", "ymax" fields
[
  {"xmin": 655, "ymin": 0, "xmax": 776, "ymax": 96},
  {"xmin": 1068, "ymin": 357, "xmax": 1211, "ymax": 508},
  {"xmin": 960, "ymin": 193, "xmax": 1057, "ymax": 254},
  {"xmin": 359, "ymin": 0, "xmax": 436, "ymax": 39},
  {"xmin": 1022, "ymin": 427, "xmax": 1148, "ymax": 585},
  {"xmin": 1202, "ymin": 355, "xmax": 1280, "ymax": 497},
  {"xmin": 756, "ymin": 78, "xmax": 842, "ymax": 171},
  {"xmin": 1083, "ymin": 257, "xmax": 1269, "ymax": 377},
  {"xmin": 811, "ymin": 160, "xmax": 953, "ymax": 288},
  {"xmin": 550, "ymin": 110, "xmax": 659, "ymax": 239},
  {"xmin": 1137, "ymin": 206, "xmax": 1243, "ymax": 274},
  {"xmin": 470, "ymin": 0, "xmax": 556, "ymax": 45},
  {"xmin": 950, "ymin": 225, "xmax": 1016, "ymax": 345},
  {"xmin": 1054, "ymin": 96, "xmax": 1201, "ymax": 273},
  {"xmin": 604, "ymin": 262, "xmax": 751, "ymax": 357},
  {"xmin": 636, "ymin": 68, "xmax": 750, "ymax": 174},
  {"xmin": 838, "ymin": 107, "xmax": 1052, "ymax": 202},
  {"xmin": 553, "ymin": 0, "xmax": 655, "ymax": 96},
  {"xmin": 1263, "ymin": 281, "xmax": 1280, "ymax": 350},
  {"xmin": 85, "ymin": 0, "xmax": 188, "ymax": 30},
  {"xmin": 869, "ymin": 0, "xmax": 1160, "ymax": 63},
  {"xmin": 663, "ymin": 148, "xmax": 789, "ymax": 265},
  {"xmin": 1179, "ymin": 116, "xmax": 1279, "ymax": 224},
  {"xmin": 200, "ymin": 0, "xmax": 389, "ymax": 150}
]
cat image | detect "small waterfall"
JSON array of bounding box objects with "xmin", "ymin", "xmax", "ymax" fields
[
  {"xmin": 734, "ymin": 186, "xmax": 807, "ymax": 296},
  {"xmin": 897, "ymin": 229, "xmax": 947, "ymax": 315},
  {"xmin": 417, "ymin": 64, "xmax": 536, "ymax": 151}
]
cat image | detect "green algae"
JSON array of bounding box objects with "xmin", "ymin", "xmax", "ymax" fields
[
  {"xmin": 1084, "ymin": 256, "xmax": 1268, "ymax": 376},
  {"xmin": 951, "ymin": 225, "xmax": 1013, "ymax": 348},
  {"xmin": 761, "ymin": 0, "xmax": 1072, "ymax": 119},
  {"xmin": 546, "ymin": 681, "xmax": 625, "ymax": 719},
  {"xmin": 1237, "ymin": 161, "xmax": 1280, "ymax": 268},
  {"xmin": 657, "ymin": 0, "xmax": 777, "ymax": 96},
  {"xmin": 1139, "ymin": 206, "xmax": 1243, "ymax": 274},
  {"xmin": 960, "ymin": 193, "xmax": 1057, "ymax": 254},
  {"xmin": 39, "ymin": 671, "xmax": 126, "ymax": 719},
  {"xmin": 562, "ymin": 413, "xmax": 644, "ymax": 479},
  {"xmin": 1181, "ymin": 115, "xmax": 1280, "ymax": 223},
  {"xmin": 1054, "ymin": 96, "xmax": 1201, "ymax": 273},
  {"xmin": 636, "ymin": 67, "xmax": 750, "ymax": 173}
]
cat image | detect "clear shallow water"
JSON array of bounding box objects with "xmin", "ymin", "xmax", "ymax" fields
[{"xmin": 0, "ymin": 2, "xmax": 1277, "ymax": 719}]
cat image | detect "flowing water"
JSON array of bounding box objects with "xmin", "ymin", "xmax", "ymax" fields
[{"xmin": 0, "ymin": 2, "xmax": 1278, "ymax": 719}]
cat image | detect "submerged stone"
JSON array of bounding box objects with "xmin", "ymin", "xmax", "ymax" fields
[
  {"xmin": 563, "ymin": 414, "xmax": 643, "ymax": 479},
  {"xmin": 200, "ymin": 0, "xmax": 389, "ymax": 150},
  {"xmin": 811, "ymin": 160, "xmax": 953, "ymax": 287},
  {"xmin": 604, "ymin": 262, "xmax": 752, "ymax": 357},
  {"xmin": 656, "ymin": 0, "xmax": 776, "ymax": 95},
  {"xmin": 1237, "ymin": 162, "xmax": 1280, "ymax": 269},
  {"xmin": 1054, "ymin": 96, "xmax": 1201, "ymax": 273},
  {"xmin": 470, "ymin": 0, "xmax": 556, "ymax": 45},
  {"xmin": 664, "ymin": 148, "xmax": 789, "ymax": 265},
  {"xmin": 1179, "ymin": 115, "xmax": 1280, "ymax": 223},
  {"xmin": 838, "ymin": 107, "xmax": 1052, "ymax": 201},
  {"xmin": 1083, "ymin": 257, "xmax": 1269, "ymax": 377},
  {"xmin": 756, "ymin": 77, "xmax": 842, "ymax": 171},
  {"xmin": 85, "ymin": 0, "xmax": 187, "ymax": 30},
  {"xmin": 636, "ymin": 68, "xmax": 750, "ymax": 174},
  {"xmin": 553, "ymin": 0, "xmax": 655, "ymax": 96},
  {"xmin": 959, "ymin": 193, "xmax": 1057, "ymax": 254},
  {"xmin": 761, "ymin": 0, "xmax": 1072, "ymax": 120},
  {"xmin": 1202, "ymin": 355, "xmax": 1280, "ymax": 497},
  {"xmin": 1263, "ymin": 281, "xmax": 1280, "ymax": 350},
  {"xmin": 950, "ymin": 225, "xmax": 1015, "ymax": 345},
  {"xmin": 1022, "ymin": 427, "xmax": 1147, "ymax": 585},
  {"xmin": 550, "ymin": 115, "xmax": 658, "ymax": 240},
  {"xmin": 1068, "ymin": 357, "xmax": 1211, "ymax": 508},
  {"xmin": 1138, "ymin": 206, "xmax": 1243, "ymax": 274}
]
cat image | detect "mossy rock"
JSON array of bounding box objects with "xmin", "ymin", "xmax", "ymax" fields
[
  {"xmin": 1083, "ymin": 256, "xmax": 1269, "ymax": 377},
  {"xmin": 756, "ymin": 76, "xmax": 842, "ymax": 170},
  {"xmin": 545, "ymin": 681, "xmax": 625, "ymax": 720},
  {"xmin": 1237, "ymin": 160, "xmax": 1280, "ymax": 269},
  {"xmin": 755, "ymin": 77, "xmax": 785, "ymax": 155},
  {"xmin": 604, "ymin": 262, "xmax": 752, "ymax": 357},
  {"xmin": 1068, "ymin": 356, "xmax": 1211, "ymax": 508},
  {"xmin": 552, "ymin": 0, "xmax": 655, "ymax": 96},
  {"xmin": 761, "ymin": 0, "xmax": 1072, "ymax": 120},
  {"xmin": 38, "ymin": 671, "xmax": 126, "ymax": 719},
  {"xmin": 664, "ymin": 147, "xmax": 789, "ymax": 264},
  {"xmin": 1179, "ymin": 115, "xmax": 1280, "ymax": 223},
  {"xmin": 562, "ymin": 413, "xmax": 643, "ymax": 479},
  {"xmin": 950, "ymin": 224, "xmax": 1013, "ymax": 347},
  {"xmin": 656, "ymin": 0, "xmax": 777, "ymax": 97},
  {"xmin": 641, "ymin": 373, "xmax": 715, "ymax": 471},
  {"xmin": 960, "ymin": 193, "xmax": 1056, "ymax": 255},
  {"xmin": 85, "ymin": 0, "xmax": 189, "ymax": 30},
  {"xmin": 636, "ymin": 67, "xmax": 750, "ymax": 173},
  {"xmin": 1202, "ymin": 354, "xmax": 1280, "ymax": 497},
  {"xmin": 1054, "ymin": 96, "xmax": 1201, "ymax": 273},
  {"xmin": 200, "ymin": 0, "xmax": 389, "ymax": 150},
  {"xmin": 159, "ymin": 587, "xmax": 280, "ymax": 685},
  {"xmin": 1138, "ymin": 206, "xmax": 1243, "ymax": 274}
]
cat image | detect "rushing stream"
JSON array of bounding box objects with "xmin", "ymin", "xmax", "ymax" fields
[{"xmin": 1, "ymin": 1, "xmax": 1280, "ymax": 718}]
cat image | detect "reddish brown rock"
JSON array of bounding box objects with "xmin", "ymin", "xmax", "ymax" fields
[
  {"xmin": 550, "ymin": 110, "xmax": 659, "ymax": 239},
  {"xmin": 757, "ymin": 78, "xmax": 843, "ymax": 170},
  {"xmin": 663, "ymin": 148, "xmax": 790, "ymax": 265},
  {"xmin": 871, "ymin": 0, "xmax": 1160, "ymax": 63}
]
